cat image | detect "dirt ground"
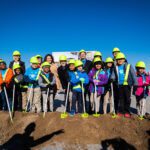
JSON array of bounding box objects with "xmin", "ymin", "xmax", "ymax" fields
[{"xmin": 0, "ymin": 111, "xmax": 150, "ymax": 150}]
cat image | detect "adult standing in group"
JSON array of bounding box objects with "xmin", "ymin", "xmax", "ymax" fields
[
  {"xmin": 79, "ymin": 49, "xmax": 92, "ymax": 73},
  {"xmin": 111, "ymin": 47, "xmax": 121, "ymax": 114},
  {"xmin": 79, "ymin": 49, "xmax": 92, "ymax": 113},
  {"xmin": 9, "ymin": 50, "xmax": 26, "ymax": 74},
  {"xmin": 44, "ymin": 54, "xmax": 62, "ymax": 90}
]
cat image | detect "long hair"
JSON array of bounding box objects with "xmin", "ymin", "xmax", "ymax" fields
[{"xmin": 44, "ymin": 54, "xmax": 54, "ymax": 63}]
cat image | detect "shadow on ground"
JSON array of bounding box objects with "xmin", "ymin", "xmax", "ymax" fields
[{"xmin": 1, "ymin": 122, "xmax": 64, "ymax": 150}]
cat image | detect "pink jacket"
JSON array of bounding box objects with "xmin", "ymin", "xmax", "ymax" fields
[{"xmin": 135, "ymin": 73, "xmax": 150, "ymax": 96}]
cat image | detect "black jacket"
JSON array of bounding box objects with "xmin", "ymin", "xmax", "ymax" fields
[
  {"xmin": 9, "ymin": 60, "xmax": 25, "ymax": 74},
  {"xmin": 57, "ymin": 65, "xmax": 69, "ymax": 89},
  {"xmin": 83, "ymin": 59, "xmax": 92, "ymax": 74}
]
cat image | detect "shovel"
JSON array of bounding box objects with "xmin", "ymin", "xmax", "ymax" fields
[
  {"xmin": 81, "ymin": 82, "xmax": 89, "ymax": 118},
  {"xmin": 61, "ymin": 82, "xmax": 70, "ymax": 119},
  {"xmin": 12, "ymin": 84, "xmax": 15, "ymax": 113},
  {"xmin": 25, "ymin": 84, "xmax": 33, "ymax": 112},
  {"xmin": 111, "ymin": 83, "xmax": 117, "ymax": 119},
  {"xmin": 4, "ymin": 86, "xmax": 13, "ymax": 123},
  {"xmin": 93, "ymin": 85, "xmax": 100, "ymax": 117},
  {"xmin": 43, "ymin": 87, "xmax": 50, "ymax": 118}
]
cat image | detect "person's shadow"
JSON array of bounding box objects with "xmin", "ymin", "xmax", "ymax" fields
[
  {"xmin": 1, "ymin": 122, "xmax": 64, "ymax": 150},
  {"xmin": 101, "ymin": 137, "xmax": 136, "ymax": 150}
]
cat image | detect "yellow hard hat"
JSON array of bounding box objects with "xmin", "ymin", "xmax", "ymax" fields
[
  {"xmin": 13, "ymin": 50, "xmax": 21, "ymax": 56},
  {"xmin": 113, "ymin": 47, "xmax": 120, "ymax": 53},
  {"xmin": 75, "ymin": 60, "xmax": 83, "ymax": 67},
  {"xmin": 115, "ymin": 52, "xmax": 126, "ymax": 60},
  {"xmin": 30, "ymin": 57, "xmax": 39, "ymax": 64},
  {"xmin": 35, "ymin": 55, "xmax": 42, "ymax": 58},
  {"xmin": 105, "ymin": 57, "xmax": 114, "ymax": 63},
  {"xmin": 13, "ymin": 64, "xmax": 21, "ymax": 70},
  {"xmin": 0, "ymin": 59, "xmax": 3, "ymax": 63},
  {"xmin": 59, "ymin": 55, "xmax": 67, "ymax": 61},
  {"xmin": 41, "ymin": 62, "xmax": 50, "ymax": 68},
  {"xmin": 94, "ymin": 51, "xmax": 102, "ymax": 57},
  {"xmin": 79, "ymin": 49, "xmax": 86, "ymax": 54},
  {"xmin": 93, "ymin": 57, "xmax": 101, "ymax": 63},
  {"xmin": 68, "ymin": 59, "xmax": 76, "ymax": 64},
  {"xmin": 136, "ymin": 61, "xmax": 146, "ymax": 68}
]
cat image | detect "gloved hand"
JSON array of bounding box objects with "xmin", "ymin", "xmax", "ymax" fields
[
  {"xmin": 80, "ymin": 78, "xmax": 85, "ymax": 83},
  {"xmin": 46, "ymin": 83, "xmax": 51, "ymax": 88},
  {"xmin": 93, "ymin": 79, "xmax": 99, "ymax": 85}
]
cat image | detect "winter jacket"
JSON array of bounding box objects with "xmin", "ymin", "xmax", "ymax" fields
[
  {"xmin": 0, "ymin": 68, "xmax": 14, "ymax": 90},
  {"xmin": 81, "ymin": 59, "xmax": 92, "ymax": 74},
  {"xmin": 57, "ymin": 65, "xmax": 69, "ymax": 89},
  {"xmin": 70, "ymin": 70, "xmax": 89, "ymax": 92},
  {"xmin": 24, "ymin": 67, "xmax": 41, "ymax": 88},
  {"xmin": 88, "ymin": 68, "xmax": 108, "ymax": 95},
  {"xmin": 9, "ymin": 60, "xmax": 25, "ymax": 74},
  {"xmin": 111, "ymin": 62, "xmax": 138, "ymax": 86},
  {"xmin": 135, "ymin": 73, "xmax": 150, "ymax": 97},
  {"xmin": 38, "ymin": 71, "xmax": 56, "ymax": 92}
]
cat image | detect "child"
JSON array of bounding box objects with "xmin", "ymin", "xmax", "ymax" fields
[
  {"xmin": 35, "ymin": 55, "xmax": 43, "ymax": 68},
  {"xmin": 9, "ymin": 50, "xmax": 26, "ymax": 74},
  {"xmin": 12, "ymin": 64, "xmax": 24, "ymax": 111},
  {"xmin": 67, "ymin": 59, "xmax": 76, "ymax": 112},
  {"xmin": 134, "ymin": 61, "xmax": 150, "ymax": 119},
  {"xmin": 111, "ymin": 52, "xmax": 138, "ymax": 118},
  {"xmin": 69, "ymin": 60, "xmax": 89, "ymax": 115},
  {"xmin": 0, "ymin": 61, "xmax": 13, "ymax": 111},
  {"xmin": 24, "ymin": 57, "xmax": 41, "ymax": 113},
  {"xmin": 38, "ymin": 62, "xmax": 56, "ymax": 112},
  {"xmin": 103, "ymin": 57, "xmax": 114, "ymax": 114},
  {"xmin": 88, "ymin": 58, "xmax": 108, "ymax": 113}
]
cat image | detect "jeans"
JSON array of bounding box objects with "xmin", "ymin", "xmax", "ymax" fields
[
  {"xmin": 0, "ymin": 90, "xmax": 12, "ymax": 111},
  {"xmin": 71, "ymin": 91, "xmax": 83, "ymax": 113}
]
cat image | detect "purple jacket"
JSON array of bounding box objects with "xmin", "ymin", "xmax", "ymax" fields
[{"xmin": 88, "ymin": 68, "xmax": 108, "ymax": 95}]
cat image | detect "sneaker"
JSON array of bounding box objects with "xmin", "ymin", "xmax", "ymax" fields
[
  {"xmin": 117, "ymin": 113, "xmax": 124, "ymax": 117},
  {"xmin": 124, "ymin": 113, "xmax": 131, "ymax": 118},
  {"xmin": 69, "ymin": 110, "xmax": 75, "ymax": 117}
]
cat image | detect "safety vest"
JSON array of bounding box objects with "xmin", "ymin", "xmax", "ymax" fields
[
  {"xmin": 72, "ymin": 71, "xmax": 84, "ymax": 91},
  {"xmin": 123, "ymin": 64, "xmax": 130, "ymax": 85},
  {"xmin": 3, "ymin": 68, "xmax": 9, "ymax": 81},
  {"xmin": 93, "ymin": 69, "xmax": 101, "ymax": 79},
  {"xmin": 40, "ymin": 73, "xmax": 51, "ymax": 84}
]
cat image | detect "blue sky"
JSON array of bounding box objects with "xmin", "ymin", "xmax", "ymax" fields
[{"xmin": 0, "ymin": 0, "xmax": 150, "ymax": 69}]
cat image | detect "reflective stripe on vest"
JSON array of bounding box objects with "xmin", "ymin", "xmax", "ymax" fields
[
  {"xmin": 3, "ymin": 69, "xmax": 9, "ymax": 81},
  {"xmin": 123, "ymin": 64, "xmax": 130, "ymax": 85},
  {"xmin": 73, "ymin": 71, "xmax": 84, "ymax": 91},
  {"xmin": 93, "ymin": 69, "xmax": 101, "ymax": 79},
  {"xmin": 40, "ymin": 73, "xmax": 50, "ymax": 84},
  {"xmin": 20, "ymin": 85, "xmax": 28, "ymax": 88},
  {"xmin": 14, "ymin": 78, "xmax": 19, "ymax": 83},
  {"xmin": 36, "ymin": 69, "xmax": 41, "ymax": 80}
]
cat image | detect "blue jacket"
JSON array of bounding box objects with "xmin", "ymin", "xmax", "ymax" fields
[
  {"xmin": 24, "ymin": 67, "xmax": 41, "ymax": 88},
  {"xmin": 111, "ymin": 62, "xmax": 138, "ymax": 86},
  {"xmin": 69, "ymin": 70, "xmax": 89, "ymax": 92}
]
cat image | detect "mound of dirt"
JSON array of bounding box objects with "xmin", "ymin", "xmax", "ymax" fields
[{"xmin": 0, "ymin": 112, "xmax": 149, "ymax": 150}]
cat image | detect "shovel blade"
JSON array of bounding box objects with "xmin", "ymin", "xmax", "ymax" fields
[
  {"xmin": 112, "ymin": 113, "xmax": 117, "ymax": 119},
  {"xmin": 138, "ymin": 116, "xmax": 144, "ymax": 120},
  {"xmin": 81, "ymin": 113, "xmax": 89, "ymax": 118},
  {"xmin": 93, "ymin": 113, "xmax": 100, "ymax": 117},
  {"xmin": 61, "ymin": 113, "xmax": 68, "ymax": 119}
]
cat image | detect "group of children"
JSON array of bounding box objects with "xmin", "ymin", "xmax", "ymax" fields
[{"xmin": 0, "ymin": 48, "xmax": 150, "ymax": 119}]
